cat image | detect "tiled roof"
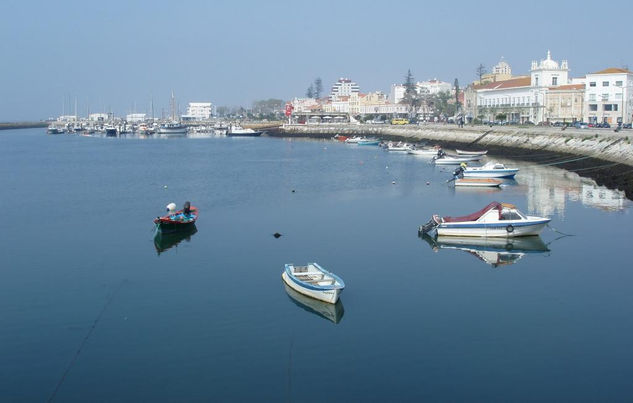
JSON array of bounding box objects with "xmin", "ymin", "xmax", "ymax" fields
[
  {"xmin": 480, "ymin": 76, "xmax": 531, "ymax": 90},
  {"xmin": 591, "ymin": 67, "xmax": 633, "ymax": 74}
]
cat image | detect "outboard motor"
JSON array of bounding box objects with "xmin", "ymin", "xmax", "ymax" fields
[
  {"xmin": 183, "ymin": 201, "xmax": 191, "ymax": 215},
  {"xmin": 418, "ymin": 217, "xmax": 439, "ymax": 235}
]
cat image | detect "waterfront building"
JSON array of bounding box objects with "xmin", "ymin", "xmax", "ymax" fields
[
  {"xmin": 544, "ymin": 84, "xmax": 584, "ymax": 123},
  {"xmin": 476, "ymin": 51, "xmax": 577, "ymax": 123},
  {"xmin": 56, "ymin": 115, "xmax": 78, "ymax": 122},
  {"xmin": 290, "ymin": 97, "xmax": 320, "ymax": 113},
  {"xmin": 126, "ymin": 113, "xmax": 146, "ymax": 122},
  {"xmin": 182, "ymin": 102, "xmax": 213, "ymax": 120},
  {"xmin": 89, "ymin": 113, "xmax": 109, "ymax": 122},
  {"xmin": 330, "ymin": 78, "xmax": 359, "ymax": 101},
  {"xmin": 584, "ymin": 68, "xmax": 633, "ymax": 124}
]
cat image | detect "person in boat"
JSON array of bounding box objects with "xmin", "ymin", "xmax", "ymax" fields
[
  {"xmin": 436, "ymin": 148, "xmax": 446, "ymax": 158},
  {"xmin": 183, "ymin": 201, "xmax": 191, "ymax": 216},
  {"xmin": 452, "ymin": 163, "xmax": 466, "ymax": 179}
]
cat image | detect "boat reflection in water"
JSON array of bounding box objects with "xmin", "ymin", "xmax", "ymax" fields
[
  {"xmin": 420, "ymin": 233, "xmax": 550, "ymax": 267},
  {"xmin": 154, "ymin": 225, "xmax": 198, "ymax": 255},
  {"xmin": 283, "ymin": 283, "xmax": 345, "ymax": 324}
]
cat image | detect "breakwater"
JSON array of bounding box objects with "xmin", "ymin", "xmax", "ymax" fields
[
  {"xmin": 272, "ymin": 123, "xmax": 633, "ymax": 199},
  {"xmin": 0, "ymin": 121, "xmax": 48, "ymax": 130}
]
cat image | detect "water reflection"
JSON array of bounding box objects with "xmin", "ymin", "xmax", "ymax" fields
[
  {"xmin": 493, "ymin": 157, "xmax": 628, "ymax": 216},
  {"xmin": 283, "ymin": 283, "xmax": 345, "ymax": 324},
  {"xmin": 420, "ymin": 233, "xmax": 550, "ymax": 267},
  {"xmin": 153, "ymin": 225, "xmax": 198, "ymax": 255}
]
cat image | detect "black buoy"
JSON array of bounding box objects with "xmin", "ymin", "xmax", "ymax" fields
[
  {"xmin": 291, "ymin": 189, "xmax": 296, "ymax": 193},
  {"xmin": 273, "ymin": 232, "xmax": 282, "ymax": 238}
]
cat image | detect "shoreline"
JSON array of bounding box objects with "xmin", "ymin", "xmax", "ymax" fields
[
  {"xmin": 0, "ymin": 122, "xmax": 48, "ymax": 130},
  {"xmin": 269, "ymin": 123, "xmax": 633, "ymax": 200}
]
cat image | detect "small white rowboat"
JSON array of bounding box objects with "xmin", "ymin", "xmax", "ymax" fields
[
  {"xmin": 456, "ymin": 149, "xmax": 488, "ymax": 156},
  {"xmin": 282, "ymin": 263, "xmax": 345, "ymax": 304},
  {"xmin": 454, "ymin": 178, "xmax": 502, "ymax": 187}
]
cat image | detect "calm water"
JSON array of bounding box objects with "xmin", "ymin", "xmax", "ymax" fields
[{"xmin": 1, "ymin": 129, "xmax": 633, "ymax": 401}]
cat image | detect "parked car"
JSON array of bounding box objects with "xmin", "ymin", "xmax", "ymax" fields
[
  {"xmin": 574, "ymin": 122, "xmax": 588, "ymax": 129},
  {"xmin": 391, "ymin": 118, "xmax": 409, "ymax": 125},
  {"xmin": 622, "ymin": 123, "xmax": 632, "ymax": 129}
]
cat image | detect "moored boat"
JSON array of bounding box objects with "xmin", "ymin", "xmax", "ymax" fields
[
  {"xmin": 357, "ymin": 138, "xmax": 380, "ymax": 146},
  {"xmin": 158, "ymin": 122, "xmax": 188, "ymax": 137},
  {"xmin": 105, "ymin": 125, "xmax": 118, "ymax": 137},
  {"xmin": 227, "ymin": 124, "xmax": 262, "ymax": 136},
  {"xmin": 456, "ymin": 149, "xmax": 488, "ymax": 156},
  {"xmin": 463, "ymin": 162, "xmax": 519, "ymax": 179},
  {"xmin": 408, "ymin": 146, "xmax": 441, "ymax": 156},
  {"xmin": 433, "ymin": 155, "xmax": 481, "ymax": 164},
  {"xmin": 47, "ymin": 125, "xmax": 62, "ymax": 135},
  {"xmin": 282, "ymin": 262, "xmax": 345, "ymax": 304},
  {"xmin": 454, "ymin": 178, "xmax": 502, "ymax": 187},
  {"xmin": 418, "ymin": 201, "xmax": 551, "ymax": 237},
  {"xmin": 153, "ymin": 201, "xmax": 198, "ymax": 233}
]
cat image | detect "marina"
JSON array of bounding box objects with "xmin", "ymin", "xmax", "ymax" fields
[{"xmin": 1, "ymin": 128, "xmax": 632, "ymax": 401}]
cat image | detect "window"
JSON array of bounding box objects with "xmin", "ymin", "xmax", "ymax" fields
[
  {"xmin": 535, "ymin": 77, "xmax": 539, "ymax": 86},
  {"xmin": 552, "ymin": 77, "xmax": 558, "ymax": 86},
  {"xmin": 589, "ymin": 94, "xmax": 596, "ymax": 102},
  {"xmin": 604, "ymin": 104, "xmax": 613, "ymax": 111},
  {"xmin": 603, "ymin": 81, "xmax": 609, "ymax": 87},
  {"xmin": 616, "ymin": 81, "xmax": 623, "ymax": 86},
  {"xmin": 590, "ymin": 82, "xmax": 596, "ymax": 87},
  {"xmin": 589, "ymin": 104, "xmax": 598, "ymax": 111},
  {"xmin": 602, "ymin": 94, "xmax": 609, "ymax": 101}
]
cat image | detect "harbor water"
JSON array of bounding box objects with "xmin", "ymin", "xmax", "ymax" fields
[{"xmin": 1, "ymin": 129, "xmax": 633, "ymax": 401}]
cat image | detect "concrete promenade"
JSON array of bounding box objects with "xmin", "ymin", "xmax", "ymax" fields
[{"xmin": 276, "ymin": 123, "xmax": 633, "ymax": 167}]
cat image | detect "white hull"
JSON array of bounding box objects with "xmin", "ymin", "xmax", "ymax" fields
[
  {"xmin": 158, "ymin": 127, "xmax": 188, "ymax": 137},
  {"xmin": 454, "ymin": 179, "xmax": 501, "ymax": 187},
  {"xmin": 282, "ymin": 272, "xmax": 341, "ymax": 304},
  {"xmin": 437, "ymin": 221, "xmax": 549, "ymax": 237},
  {"xmin": 408, "ymin": 149, "xmax": 439, "ymax": 156},
  {"xmin": 456, "ymin": 149, "xmax": 487, "ymax": 156},
  {"xmin": 434, "ymin": 157, "xmax": 480, "ymax": 165},
  {"xmin": 463, "ymin": 171, "xmax": 518, "ymax": 178}
]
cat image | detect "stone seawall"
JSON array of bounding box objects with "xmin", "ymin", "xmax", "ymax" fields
[{"xmin": 275, "ymin": 124, "xmax": 633, "ymax": 167}]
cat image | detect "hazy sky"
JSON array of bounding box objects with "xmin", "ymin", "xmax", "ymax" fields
[{"xmin": 2, "ymin": 0, "xmax": 632, "ymax": 121}]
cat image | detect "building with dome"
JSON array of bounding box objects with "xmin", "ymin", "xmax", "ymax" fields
[{"xmin": 474, "ymin": 51, "xmax": 583, "ymax": 123}]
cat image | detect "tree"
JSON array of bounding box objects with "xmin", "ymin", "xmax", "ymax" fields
[
  {"xmin": 402, "ymin": 69, "xmax": 422, "ymax": 119},
  {"xmin": 306, "ymin": 84, "xmax": 315, "ymax": 98},
  {"xmin": 476, "ymin": 63, "xmax": 487, "ymax": 84},
  {"xmin": 314, "ymin": 78, "xmax": 323, "ymax": 99}
]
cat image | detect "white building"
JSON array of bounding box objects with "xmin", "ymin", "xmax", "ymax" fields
[
  {"xmin": 476, "ymin": 51, "xmax": 574, "ymax": 123},
  {"xmin": 126, "ymin": 113, "xmax": 146, "ymax": 122},
  {"xmin": 330, "ymin": 78, "xmax": 359, "ymax": 101},
  {"xmin": 290, "ymin": 97, "xmax": 320, "ymax": 113},
  {"xmin": 182, "ymin": 102, "xmax": 213, "ymax": 120},
  {"xmin": 584, "ymin": 68, "xmax": 633, "ymax": 124},
  {"xmin": 389, "ymin": 84, "xmax": 406, "ymax": 104},
  {"xmin": 89, "ymin": 113, "xmax": 109, "ymax": 122},
  {"xmin": 416, "ymin": 79, "xmax": 452, "ymax": 95}
]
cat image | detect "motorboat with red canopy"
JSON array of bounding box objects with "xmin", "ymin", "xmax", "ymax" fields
[{"xmin": 418, "ymin": 202, "xmax": 550, "ymax": 237}]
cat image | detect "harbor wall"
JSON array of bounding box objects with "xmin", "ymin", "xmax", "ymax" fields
[{"xmin": 274, "ymin": 124, "xmax": 633, "ymax": 167}]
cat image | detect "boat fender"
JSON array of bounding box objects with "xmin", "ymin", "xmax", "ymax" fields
[{"xmin": 506, "ymin": 224, "xmax": 514, "ymax": 233}]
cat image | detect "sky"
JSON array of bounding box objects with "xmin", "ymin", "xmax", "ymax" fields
[{"xmin": 1, "ymin": 0, "xmax": 632, "ymax": 121}]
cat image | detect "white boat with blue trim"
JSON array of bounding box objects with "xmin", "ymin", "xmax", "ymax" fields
[
  {"xmin": 463, "ymin": 162, "xmax": 519, "ymax": 178},
  {"xmin": 418, "ymin": 202, "xmax": 550, "ymax": 237},
  {"xmin": 282, "ymin": 262, "xmax": 345, "ymax": 304}
]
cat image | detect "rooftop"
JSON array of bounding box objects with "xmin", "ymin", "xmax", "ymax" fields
[{"xmin": 591, "ymin": 67, "xmax": 633, "ymax": 75}]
